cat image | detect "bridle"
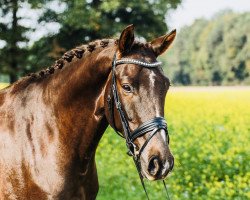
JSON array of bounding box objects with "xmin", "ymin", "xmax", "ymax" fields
[{"xmin": 107, "ymin": 53, "xmax": 171, "ymax": 200}]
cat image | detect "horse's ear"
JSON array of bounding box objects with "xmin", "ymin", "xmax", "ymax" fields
[
  {"xmin": 118, "ymin": 24, "xmax": 135, "ymax": 54},
  {"xmin": 150, "ymin": 29, "xmax": 176, "ymax": 57}
]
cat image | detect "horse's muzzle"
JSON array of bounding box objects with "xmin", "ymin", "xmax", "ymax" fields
[{"xmin": 147, "ymin": 154, "xmax": 174, "ymax": 180}]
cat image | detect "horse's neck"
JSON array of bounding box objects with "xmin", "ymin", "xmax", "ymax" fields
[{"xmin": 45, "ymin": 46, "xmax": 115, "ymax": 170}]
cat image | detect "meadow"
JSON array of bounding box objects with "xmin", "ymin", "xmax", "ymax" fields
[
  {"xmin": 96, "ymin": 87, "xmax": 250, "ymax": 200},
  {"xmin": 0, "ymin": 84, "xmax": 249, "ymax": 199}
]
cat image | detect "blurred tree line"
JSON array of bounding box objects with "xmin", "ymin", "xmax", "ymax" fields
[
  {"xmin": 163, "ymin": 10, "xmax": 250, "ymax": 85},
  {"xmin": 0, "ymin": 0, "xmax": 181, "ymax": 83}
]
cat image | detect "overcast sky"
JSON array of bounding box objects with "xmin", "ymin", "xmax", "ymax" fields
[{"xmin": 167, "ymin": 0, "xmax": 250, "ymax": 29}]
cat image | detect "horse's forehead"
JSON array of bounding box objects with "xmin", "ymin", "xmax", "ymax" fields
[
  {"xmin": 130, "ymin": 43, "xmax": 154, "ymax": 55},
  {"xmin": 118, "ymin": 65, "xmax": 162, "ymax": 83},
  {"xmin": 130, "ymin": 49, "xmax": 156, "ymax": 62}
]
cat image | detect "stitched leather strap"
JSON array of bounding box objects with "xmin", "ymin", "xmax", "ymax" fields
[{"xmin": 131, "ymin": 117, "xmax": 167, "ymax": 141}]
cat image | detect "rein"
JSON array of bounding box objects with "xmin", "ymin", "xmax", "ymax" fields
[{"xmin": 107, "ymin": 53, "xmax": 171, "ymax": 200}]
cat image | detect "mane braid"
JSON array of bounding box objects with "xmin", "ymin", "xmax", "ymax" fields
[
  {"xmin": 24, "ymin": 38, "xmax": 147, "ymax": 83},
  {"xmin": 26, "ymin": 38, "xmax": 116, "ymax": 81}
]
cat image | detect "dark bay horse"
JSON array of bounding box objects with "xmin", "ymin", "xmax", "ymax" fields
[{"xmin": 0, "ymin": 25, "xmax": 176, "ymax": 199}]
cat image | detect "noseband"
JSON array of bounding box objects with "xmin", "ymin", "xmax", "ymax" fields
[{"xmin": 107, "ymin": 53, "xmax": 170, "ymax": 200}]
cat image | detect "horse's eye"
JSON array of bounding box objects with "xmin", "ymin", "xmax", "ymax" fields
[{"xmin": 122, "ymin": 84, "xmax": 132, "ymax": 93}]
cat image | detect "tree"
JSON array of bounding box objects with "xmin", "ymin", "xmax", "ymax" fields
[
  {"xmin": 28, "ymin": 0, "xmax": 182, "ymax": 70},
  {"xmin": 163, "ymin": 11, "xmax": 250, "ymax": 86},
  {"xmin": 0, "ymin": 0, "xmax": 46, "ymax": 82},
  {"xmin": 0, "ymin": 0, "xmax": 48, "ymax": 82},
  {"xmin": 0, "ymin": 0, "xmax": 28, "ymax": 82},
  {"xmin": 0, "ymin": 0, "xmax": 183, "ymax": 82}
]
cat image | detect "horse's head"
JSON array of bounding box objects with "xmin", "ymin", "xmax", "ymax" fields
[{"xmin": 105, "ymin": 25, "xmax": 176, "ymax": 181}]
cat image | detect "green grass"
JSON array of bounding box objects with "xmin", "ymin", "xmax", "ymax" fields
[{"xmin": 96, "ymin": 87, "xmax": 250, "ymax": 200}]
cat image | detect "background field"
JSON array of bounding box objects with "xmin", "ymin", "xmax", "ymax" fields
[
  {"xmin": 1, "ymin": 84, "xmax": 249, "ymax": 199},
  {"xmin": 96, "ymin": 87, "xmax": 250, "ymax": 200},
  {"xmin": 0, "ymin": 83, "xmax": 9, "ymax": 89}
]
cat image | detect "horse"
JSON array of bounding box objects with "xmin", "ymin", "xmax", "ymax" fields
[{"xmin": 0, "ymin": 25, "xmax": 176, "ymax": 200}]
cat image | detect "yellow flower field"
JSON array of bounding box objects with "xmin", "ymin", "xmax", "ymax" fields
[
  {"xmin": 0, "ymin": 83, "xmax": 9, "ymax": 89},
  {"xmin": 162, "ymin": 87, "xmax": 250, "ymax": 199},
  {"xmin": 1, "ymin": 84, "xmax": 249, "ymax": 199},
  {"xmin": 96, "ymin": 87, "xmax": 250, "ymax": 200}
]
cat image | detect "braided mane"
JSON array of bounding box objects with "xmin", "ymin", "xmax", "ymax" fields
[
  {"xmin": 26, "ymin": 38, "xmax": 117, "ymax": 80},
  {"xmin": 10, "ymin": 38, "xmax": 149, "ymax": 93}
]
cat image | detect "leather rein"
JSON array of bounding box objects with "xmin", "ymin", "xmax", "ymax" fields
[{"xmin": 107, "ymin": 53, "xmax": 170, "ymax": 200}]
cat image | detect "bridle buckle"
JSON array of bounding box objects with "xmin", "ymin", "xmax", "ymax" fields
[
  {"xmin": 126, "ymin": 141, "xmax": 136, "ymax": 157},
  {"xmin": 116, "ymin": 101, "xmax": 121, "ymax": 109}
]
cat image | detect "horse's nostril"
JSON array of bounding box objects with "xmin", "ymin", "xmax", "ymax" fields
[
  {"xmin": 169, "ymin": 157, "xmax": 174, "ymax": 171},
  {"xmin": 148, "ymin": 156, "xmax": 160, "ymax": 176}
]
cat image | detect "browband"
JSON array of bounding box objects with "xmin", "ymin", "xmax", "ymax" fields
[{"xmin": 116, "ymin": 58, "xmax": 162, "ymax": 68}]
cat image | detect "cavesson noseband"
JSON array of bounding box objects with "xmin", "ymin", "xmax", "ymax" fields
[{"xmin": 107, "ymin": 53, "xmax": 170, "ymax": 200}]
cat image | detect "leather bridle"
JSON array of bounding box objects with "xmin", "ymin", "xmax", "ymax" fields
[{"xmin": 107, "ymin": 53, "xmax": 171, "ymax": 200}]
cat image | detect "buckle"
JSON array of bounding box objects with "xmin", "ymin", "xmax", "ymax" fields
[
  {"xmin": 158, "ymin": 125, "xmax": 164, "ymax": 129},
  {"xmin": 127, "ymin": 150, "xmax": 133, "ymax": 156},
  {"xmin": 127, "ymin": 141, "xmax": 135, "ymax": 157},
  {"xmin": 116, "ymin": 101, "xmax": 121, "ymax": 109}
]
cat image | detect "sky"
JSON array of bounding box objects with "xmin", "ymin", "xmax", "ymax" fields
[{"xmin": 167, "ymin": 0, "xmax": 250, "ymax": 29}]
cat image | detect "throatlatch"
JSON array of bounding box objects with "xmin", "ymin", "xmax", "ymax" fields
[{"xmin": 107, "ymin": 53, "xmax": 171, "ymax": 200}]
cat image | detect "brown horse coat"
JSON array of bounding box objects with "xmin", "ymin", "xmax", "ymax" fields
[{"xmin": 0, "ymin": 25, "xmax": 176, "ymax": 199}]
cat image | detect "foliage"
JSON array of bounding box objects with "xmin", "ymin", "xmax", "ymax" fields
[
  {"xmin": 0, "ymin": 0, "xmax": 53, "ymax": 82},
  {"xmin": 0, "ymin": 0, "xmax": 30, "ymax": 82},
  {"xmin": 40, "ymin": 0, "xmax": 180, "ymax": 41},
  {"xmin": 96, "ymin": 87, "xmax": 250, "ymax": 200},
  {"xmin": 28, "ymin": 0, "xmax": 181, "ymax": 70},
  {"xmin": 162, "ymin": 11, "xmax": 250, "ymax": 86},
  {"xmin": 0, "ymin": 0, "xmax": 182, "ymax": 82}
]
